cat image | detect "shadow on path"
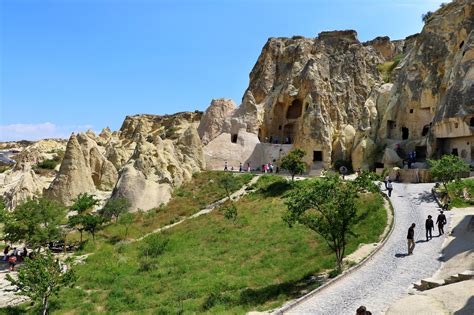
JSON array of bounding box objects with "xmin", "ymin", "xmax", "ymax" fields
[{"xmin": 395, "ymin": 253, "xmax": 408, "ymax": 258}]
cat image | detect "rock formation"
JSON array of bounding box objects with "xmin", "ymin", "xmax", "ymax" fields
[{"xmin": 200, "ymin": 0, "xmax": 473, "ymax": 172}]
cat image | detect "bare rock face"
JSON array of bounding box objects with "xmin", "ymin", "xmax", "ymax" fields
[
  {"xmin": 197, "ymin": 98, "xmax": 236, "ymax": 145},
  {"xmin": 110, "ymin": 112, "xmax": 204, "ymax": 211},
  {"xmin": 44, "ymin": 134, "xmax": 96, "ymax": 205},
  {"xmin": 3, "ymin": 170, "xmax": 48, "ymax": 209},
  {"xmin": 364, "ymin": 36, "xmax": 404, "ymax": 61}
]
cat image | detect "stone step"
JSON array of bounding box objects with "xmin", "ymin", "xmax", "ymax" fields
[
  {"xmin": 458, "ymin": 270, "xmax": 474, "ymax": 281},
  {"xmin": 444, "ymin": 274, "xmax": 461, "ymax": 285},
  {"xmin": 419, "ymin": 278, "xmax": 445, "ymax": 290}
]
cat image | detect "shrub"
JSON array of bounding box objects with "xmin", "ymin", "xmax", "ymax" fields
[
  {"xmin": 36, "ymin": 159, "xmax": 59, "ymax": 169},
  {"xmin": 141, "ymin": 233, "xmax": 169, "ymax": 257}
]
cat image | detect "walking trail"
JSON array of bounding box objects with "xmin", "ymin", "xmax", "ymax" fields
[{"xmin": 282, "ymin": 183, "xmax": 448, "ymax": 315}]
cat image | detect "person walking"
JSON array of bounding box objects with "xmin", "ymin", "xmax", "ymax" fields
[
  {"xmin": 425, "ymin": 215, "xmax": 434, "ymax": 241},
  {"xmin": 386, "ymin": 180, "xmax": 393, "ymax": 197},
  {"xmin": 247, "ymin": 163, "xmax": 251, "ymax": 172},
  {"xmin": 3, "ymin": 245, "xmax": 10, "ymax": 261},
  {"xmin": 239, "ymin": 162, "xmax": 243, "ymax": 173},
  {"xmin": 384, "ymin": 175, "xmax": 390, "ymax": 189},
  {"xmin": 407, "ymin": 223, "xmax": 416, "ymax": 255},
  {"xmin": 224, "ymin": 161, "xmax": 228, "ymax": 171},
  {"xmin": 436, "ymin": 211, "xmax": 447, "ymax": 235}
]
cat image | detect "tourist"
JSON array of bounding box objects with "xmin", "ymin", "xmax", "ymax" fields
[
  {"xmin": 395, "ymin": 171, "xmax": 401, "ymax": 182},
  {"xmin": 12, "ymin": 247, "xmax": 18, "ymax": 258},
  {"xmin": 407, "ymin": 223, "xmax": 416, "ymax": 255},
  {"xmin": 21, "ymin": 247, "xmax": 28, "ymax": 262},
  {"xmin": 339, "ymin": 166, "xmax": 348, "ymax": 179},
  {"xmin": 425, "ymin": 215, "xmax": 434, "ymax": 241},
  {"xmin": 436, "ymin": 211, "xmax": 447, "ymax": 235},
  {"xmin": 3, "ymin": 245, "xmax": 10, "ymax": 261},
  {"xmin": 239, "ymin": 162, "xmax": 243, "ymax": 173},
  {"xmin": 8, "ymin": 253, "xmax": 17, "ymax": 271},
  {"xmin": 247, "ymin": 162, "xmax": 251, "ymax": 172},
  {"xmin": 384, "ymin": 175, "xmax": 390, "ymax": 189},
  {"xmin": 356, "ymin": 305, "xmax": 372, "ymax": 315},
  {"xmin": 224, "ymin": 161, "xmax": 228, "ymax": 171},
  {"xmin": 386, "ymin": 180, "xmax": 393, "ymax": 197},
  {"xmin": 269, "ymin": 163, "xmax": 274, "ymax": 173}
]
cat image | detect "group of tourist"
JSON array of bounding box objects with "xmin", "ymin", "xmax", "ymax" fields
[
  {"xmin": 2, "ymin": 245, "xmax": 31, "ymax": 271},
  {"xmin": 406, "ymin": 211, "xmax": 447, "ymax": 255},
  {"xmin": 224, "ymin": 161, "xmax": 279, "ymax": 174}
]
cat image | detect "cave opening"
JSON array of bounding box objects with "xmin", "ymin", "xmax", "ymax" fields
[
  {"xmin": 231, "ymin": 134, "xmax": 238, "ymax": 143},
  {"xmin": 387, "ymin": 120, "xmax": 396, "ymax": 139},
  {"xmin": 313, "ymin": 151, "xmax": 323, "ymax": 162},
  {"xmin": 459, "ymin": 40, "xmax": 464, "ymax": 49},
  {"xmin": 286, "ymin": 99, "xmax": 303, "ymax": 119},
  {"xmin": 283, "ymin": 124, "xmax": 295, "ymax": 144},
  {"xmin": 470, "ymin": 117, "xmax": 474, "ymax": 127},
  {"xmin": 402, "ymin": 127, "xmax": 409, "ymax": 140},
  {"xmin": 422, "ymin": 125, "xmax": 430, "ymax": 136}
]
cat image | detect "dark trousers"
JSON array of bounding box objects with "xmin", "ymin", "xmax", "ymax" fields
[
  {"xmin": 438, "ymin": 224, "xmax": 444, "ymax": 235},
  {"xmin": 426, "ymin": 229, "xmax": 432, "ymax": 240},
  {"xmin": 387, "ymin": 188, "xmax": 392, "ymax": 197}
]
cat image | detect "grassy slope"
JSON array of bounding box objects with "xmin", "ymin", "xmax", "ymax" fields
[
  {"xmin": 447, "ymin": 179, "xmax": 474, "ymax": 208},
  {"xmin": 4, "ymin": 175, "xmax": 386, "ymax": 314}
]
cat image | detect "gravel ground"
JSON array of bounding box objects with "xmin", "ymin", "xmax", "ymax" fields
[{"xmin": 285, "ymin": 183, "xmax": 449, "ymax": 315}]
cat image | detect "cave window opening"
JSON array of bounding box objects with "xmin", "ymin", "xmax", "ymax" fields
[
  {"xmin": 278, "ymin": 125, "xmax": 282, "ymax": 130},
  {"xmin": 313, "ymin": 151, "xmax": 323, "ymax": 162},
  {"xmin": 409, "ymin": 109, "xmax": 414, "ymax": 114},
  {"xmin": 305, "ymin": 103, "xmax": 309, "ymax": 112},
  {"xmin": 459, "ymin": 41, "xmax": 464, "ymax": 49},
  {"xmin": 286, "ymin": 99, "xmax": 303, "ymax": 119},
  {"xmin": 451, "ymin": 148, "xmax": 458, "ymax": 156},
  {"xmin": 455, "ymin": 123, "xmax": 459, "ymax": 128},
  {"xmin": 470, "ymin": 117, "xmax": 474, "ymax": 127},
  {"xmin": 422, "ymin": 125, "xmax": 430, "ymax": 136},
  {"xmin": 283, "ymin": 124, "xmax": 294, "ymax": 144},
  {"xmin": 402, "ymin": 127, "xmax": 409, "ymax": 140},
  {"xmin": 231, "ymin": 134, "xmax": 238, "ymax": 143}
]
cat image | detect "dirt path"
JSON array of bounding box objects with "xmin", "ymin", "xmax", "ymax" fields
[{"xmin": 281, "ymin": 183, "xmax": 449, "ymax": 315}]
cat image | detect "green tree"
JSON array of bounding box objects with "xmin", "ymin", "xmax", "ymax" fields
[
  {"xmin": 70, "ymin": 193, "xmax": 98, "ymax": 214},
  {"xmin": 3, "ymin": 198, "xmax": 66, "ymax": 250},
  {"xmin": 428, "ymin": 155, "xmax": 470, "ymax": 193},
  {"xmin": 68, "ymin": 193, "xmax": 98, "ymax": 243},
  {"xmin": 119, "ymin": 212, "xmax": 134, "ymax": 239},
  {"xmin": 6, "ymin": 251, "xmax": 76, "ymax": 315},
  {"xmin": 281, "ymin": 149, "xmax": 306, "ymax": 181},
  {"xmin": 99, "ymin": 198, "xmax": 131, "ymax": 223},
  {"xmin": 218, "ymin": 172, "xmax": 241, "ymax": 200},
  {"xmin": 283, "ymin": 174, "xmax": 358, "ymax": 269},
  {"xmin": 83, "ymin": 214, "xmax": 105, "ymax": 242},
  {"xmin": 218, "ymin": 173, "xmax": 240, "ymax": 222}
]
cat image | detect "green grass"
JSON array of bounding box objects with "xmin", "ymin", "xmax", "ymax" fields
[
  {"xmin": 4, "ymin": 174, "xmax": 386, "ymax": 314},
  {"xmin": 447, "ymin": 179, "xmax": 474, "ymax": 208},
  {"xmin": 67, "ymin": 171, "xmax": 254, "ymax": 242}
]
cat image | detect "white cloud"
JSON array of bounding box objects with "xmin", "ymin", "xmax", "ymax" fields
[{"xmin": 0, "ymin": 122, "xmax": 96, "ymax": 141}]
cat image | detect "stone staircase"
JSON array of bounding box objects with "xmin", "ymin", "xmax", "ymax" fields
[{"xmin": 413, "ymin": 270, "xmax": 474, "ymax": 291}]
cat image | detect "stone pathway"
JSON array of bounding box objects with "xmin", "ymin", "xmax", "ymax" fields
[
  {"xmin": 282, "ymin": 183, "xmax": 449, "ymax": 315},
  {"xmin": 0, "ymin": 268, "xmax": 28, "ymax": 308},
  {"xmin": 134, "ymin": 175, "xmax": 260, "ymax": 242}
]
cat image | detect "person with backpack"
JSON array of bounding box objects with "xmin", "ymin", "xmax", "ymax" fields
[
  {"xmin": 425, "ymin": 215, "xmax": 434, "ymax": 241},
  {"xmin": 8, "ymin": 253, "xmax": 17, "ymax": 271},
  {"xmin": 436, "ymin": 211, "xmax": 447, "ymax": 235},
  {"xmin": 386, "ymin": 180, "xmax": 393, "ymax": 197}
]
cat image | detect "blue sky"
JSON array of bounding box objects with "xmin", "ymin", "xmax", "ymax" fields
[{"xmin": 0, "ymin": 0, "xmax": 445, "ymax": 141}]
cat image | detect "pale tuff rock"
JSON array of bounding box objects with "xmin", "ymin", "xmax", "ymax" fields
[
  {"xmin": 3, "ymin": 170, "xmax": 48, "ymax": 209},
  {"xmin": 198, "ymin": 98, "xmax": 236, "ymax": 145},
  {"xmin": 44, "ymin": 133, "xmax": 96, "ymax": 205},
  {"xmin": 363, "ymin": 36, "xmax": 404, "ymax": 61},
  {"xmin": 112, "ymin": 118, "xmax": 205, "ymax": 211}
]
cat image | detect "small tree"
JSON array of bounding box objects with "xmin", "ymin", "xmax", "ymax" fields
[
  {"xmin": 100, "ymin": 198, "xmax": 131, "ymax": 223},
  {"xmin": 218, "ymin": 173, "xmax": 240, "ymax": 222},
  {"xmin": 284, "ymin": 174, "xmax": 358, "ymax": 269},
  {"xmin": 3, "ymin": 197, "xmax": 66, "ymax": 250},
  {"xmin": 83, "ymin": 214, "xmax": 105, "ymax": 242},
  {"xmin": 281, "ymin": 148, "xmax": 307, "ymax": 181},
  {"xmin": 70, "ymin": 193, "xmax": 98, "ymax": 214},
  {"xmin": 218, "ymin": 173, "xmax": 241, "ymax": 201},
  {"xmin": 428, "ymin": 155, "xmax": 470, "ymax": 193},
  {"xmin": 6, "ymin": 251, "xmax": 76, "ymax": 315},
  {"xmin": 422, "ymin": 11, "xmax": 433, "ymax": 23},
  {"xmin": 68, "ymin": 193, "xmax": 98, "ymax": 243},
  {"xmin": 119, "ymin": 212, "xmax": 134, "ymax": 239}
]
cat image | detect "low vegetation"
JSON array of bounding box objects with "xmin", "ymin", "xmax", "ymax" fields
[
  {"xmin": 377, "ymin": 54, "xmax": 403, "ymax": 83},
  {"xmin": 2, "ymin": 173, "xmax": 387, "ymax": 314},
  {"xmin": 447, "ymin": 179, "xmax": 474, "ymax": 208}
]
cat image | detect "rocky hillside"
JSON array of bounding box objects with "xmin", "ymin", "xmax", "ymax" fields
[
  {"xmin": 2, "ymin": 0, "xmax": 472, "ymax": 211},
  {"xmin": 200, "ymin": 0, "xmax": 473, "ymax": 171}
]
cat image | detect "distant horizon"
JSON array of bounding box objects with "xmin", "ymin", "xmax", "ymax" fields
[{"xmin": 0, "ymin": 0, "xmax": 446, "ymax": 141}]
